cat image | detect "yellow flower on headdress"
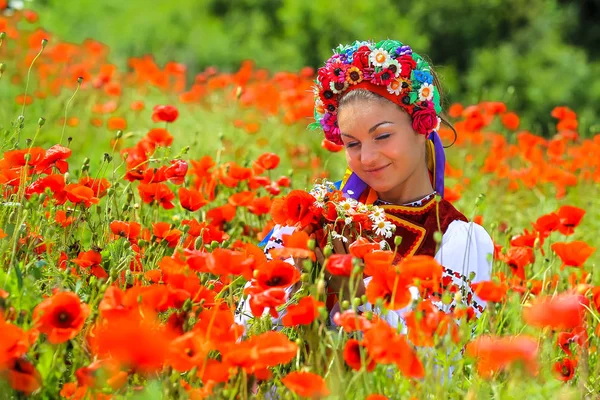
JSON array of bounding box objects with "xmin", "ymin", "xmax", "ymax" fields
[
  {"xmin": 418, "ymin": 82, "xmax": 435, "ymax": 101},
  {"xmin": 345, "ymin": 66, "xmax": 363, "ymax": 85},
  {"xmin": 369, "ymin": 48, "xmax": 390, "ymax": 68}
]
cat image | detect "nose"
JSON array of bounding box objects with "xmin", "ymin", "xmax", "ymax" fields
[{"xmin": 360, "ymin": 143, "xmax": 379, "ymax": 168}]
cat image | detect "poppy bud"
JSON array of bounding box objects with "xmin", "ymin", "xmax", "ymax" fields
[
  {"xmin": 89, "ymin": 276, "xmax": 97, "ymax": 287},
  {"xmin": 316, "ymin": 279, "xmax": 326, "ymax": 295},
  {"xmin": 307, "ymin": 238, "xmax": 315, "ymax": 250},
  {"xmin": 301, "ymin": 273, "xmax": 310, "ymax": 282},
  {"xmin": 24, "ymin": 153, "xmax": 31, "ymax": 163},
  {"xmin": 442, "ymin": 292, "xmax": 453, "ymax": 305},
  {"xmin": 302, "ymin": 260, "xmax": 312, "ymax": 272},
  {"xmin": 182, "ymin": 298, "xmax": 192, "ymax": 312},
  {"xmin": 394, "ymin": 236, "xmax": 402, "ymax": 246},
  {"xmin": 475, "ymin": 193, "xmax": 485, "ymax": 206},
  {"xmin": 37, "ymin": 117, "xmax": 45, "ymax": 127},
  {"xmin": 0, "ymin": 63, "xmax": 5, "ymax": 77},
  {"xmin": 41, "ymin": 39, "xmax": 48, "ymax": 48},
  {"xmin": 77, "ymin": 76, "xmax": 83, "ymax": 84},
  {"xmin": 454, "ymin": 291, "xmax": 463, "ymax": 304},
  {"xmin": 433, "ymin": 231, "xmax": 442, "ymax": 244},
  {"xmin": 323, "ymin": 245, "xmax": 332, "ymax": 257},
  {"xmin": 352, "ymin": 297, "xmax": 361, "ymax": 308},
  {"xmin": 210, "ymin": 240, "xmax": 219, "ymax": 249},
  {"xmin": 0, "ymin": 32, "xmax": 5, "ymax": 40},
  {"xmin": 116, "ymin": 130, "xmax": 123, "ymax": 139},
  {"xmin": 341, "ymin": 300, "xmax": 350, "ymax": 310}
]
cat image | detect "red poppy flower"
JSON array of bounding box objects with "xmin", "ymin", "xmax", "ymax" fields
[
  {"xmin": 226, "ymin": 163, "xmax": 252, "ymax": 180},
  {"xmin": 228, "ymin": 191, "xmax": 255, "ymax": 207},
  {"xmin": 363, "ymin": 250, "xmax": 394, "ymax": 277},
  {"xmin": 404, "ymin": 300, "xmax": 459, "ymax": 347},
  {"xmin": 75, "ymin": 359, "xmax": 125, "ymax": 389},
  {"xmin": 254, "ymin": 260, "xmax": 300, "ymax": 289},
  {"xmin": 557, "ymin": 331, "xmax": 586, "ymax": 356},
  {"xmin": 321, "ymin": 138, "xmax": 344, "ymax": 152},
  {"xmin": 242, "ymin": 286, "xmax": 288, "ymax": 319},
  {"xmin": 281, "ymin": 371, "xmax": 330, "ymax": 398},
  {"xmin": 72, "ymin": 250, "xmax": 107, "ymax": 279},
  {"xmin": 253, "ymin": 152, "xmax": 280, "ymax": 172},
  {"xmin": 0, "ymin": 314, "xmax": 32, "ymax": 368},
  {"xmin": 556, "ymin": 205, "xmax": 585, "ymax": 235},
  {"xmin": 167, "ymin": 332, "xmax": 211, "ymax": 372},
  {"xmin": 34, "ymin": 144, "xmax": 71, "ymax": 174},
  {"xmin": 164, "ymin": 159, "xmax": 188, "ymax": 185},
  {"xmin": 3, "ymin": 357, "xmax": 42, "ymax": 395},
  {"xmin": 247, "ymin": 196, "xmax": 272, "ymax": 215},
  {"xmin": 152, "ymin": 222, "xmax": 183, "ymax": 248},
  {"xmin": 65, "ymin": 184, "xmax": 100, "ymax": 207},
  {"xmin": 3, "ymin": 147, "xmax": 46, "ymax": 167},
  {"xmin": 145, "ymin": 128, "xmax": 174, "ymax": 147},
  {"xmin": 25, "ymin": 174, "xmax": 66, "ymax": 199},
  {"xmin": 138, "ymin": 183, "xmax": 175, "ymax": 209},
  {"xmin": 55, "ymin": 210, "xmax": 74, "ymax": 227},
  {"xmin": 349, "ymin": 237, "xmax": 380, "ymax": 259},
  {"xmin": 79, "ymin": 176, "xmax": 111, "ymax": 197},
  {"xmin": 206, "ymin": 204, "xmax": 236, "ymax": 226},
  {"xmin": 366, "ymin": 266, "xmax": 411, "ymax": 309},
  {"xmin": 332, "ymin": 310, "xmax": 375, "ymax": 332},
  {"xmin": 397, "ymin": 255, "xmax": 443, "ymax": 291},
  {"xmin": 523, "ymin": 293, "xmax": 588, "ymax": 330},
  {"xmin": 269, "ymin": 231, "xmax": 315, "ymax": 261},
  {"xmin": 271, "ymin": 190, "xmax": 318, "ymax": 228},
  {"xmin": 499, "ymin": 246, "xmax": 534, "ymax": 280},
  {"xmin": 110, "ymin": 220, "xmax": 141, "ymax": 240},
  {"xmin": 465, "ymin": 335, "xmax": 538, "ymax": 378},
  {"xmin": 32, "ymin": 291, "xmax": 90, "ymax": 344},
  {"xmin": 325, "ymin": 254, "xmax": 354, "ymax": 277},
  {"xmin": 152, "ymin": 104, "xmax": 179, "ymax": 123},
  {"xmin": 471, "ymin": 280, "xmax": 509, "ymax": 302},
  {"xmin": 344, "ymin": 339, "xmax": 376, "ymax": 372},
  {"xmin": 178, "ymin": 187, "xmax": 208, "ymax": 211},
  {"xmin": 553, "ymin": 358, "xmax": 577, "ymax": 382},
  {"xmin": 282, "ymin": 296, "xmax": 324, "ymax": 327},
  {"xmin": 551, "ymin": 241, "xmax": 595, "ymax": 269}
]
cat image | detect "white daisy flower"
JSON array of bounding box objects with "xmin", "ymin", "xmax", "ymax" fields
[
  {"xmin": 386, "ymin": 78, "xmax": 403, "ymax": 96},
  {"xmin": 374, "ymin": 218, "xmax": 395, "ymax": 238},
  {"xmin": 357, "ymin": 203, "xmax": 369, "ymax": 213},
  {"xmin": 344, "ymin": 217, "xmax": 353, "ymax": 226},
  {"xmin": 331, "ymin": 231, "xmax": 349, "ymax": 243},
  {"xmin": 418, "ymin": 82, "xmax": 435, "ymax": 101},
  {"xmin": 369, "ymin": 48, "xmax": 390, "ymax": 68},
  {"xmin": 369, "ymin": 206, "xmax": 386, "ymax": 221},
  {"xmin": 338, "ymin": 199, "xmax": 356, "ymax": 214},
  {"xmin": 385, "ymin": 58, "xmax": 401, "ymax": 77}
]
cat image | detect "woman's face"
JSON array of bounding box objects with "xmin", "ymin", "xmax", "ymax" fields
[{"xmin": 337, "ymin": 98, "xmax": 429, "ymax": 201}]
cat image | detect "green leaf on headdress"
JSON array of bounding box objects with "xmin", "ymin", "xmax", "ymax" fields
[
  {"xmin": 410, "ymin": 70, "xmax": 422, "ymax": 90},
  {"xmin": 307, "ymin": 122, "xmax": 322, "ymax": 131},
  {"xmin": 409, "ymin": 91, "xmax": 418, "ymax": 104},
  {"xmin": 376, "ymin": 39, "xmax": 402, "ymax": 54},
  {"xmin": 433, "ymin": 89, "xmax": 442, "ymax": 114}
]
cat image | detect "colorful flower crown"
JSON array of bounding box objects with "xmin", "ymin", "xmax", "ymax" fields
[{"xmin": 312, "ymin": 40, "xmax": 442, "ymax": 145}]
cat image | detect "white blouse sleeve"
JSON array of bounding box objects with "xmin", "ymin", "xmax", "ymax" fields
[
  {"xmin": 234, "ymin": 224, "xmax": 297, "ymax": 329},
  {"xmin": 433, "ymin": 220, "xmax": 494, "ymax": 318}
]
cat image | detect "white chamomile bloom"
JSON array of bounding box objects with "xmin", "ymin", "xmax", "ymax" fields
[
  {"xmin": 357, "ymin": 203, "xmax": 369, "ymax": 213},
  {"xmin": 374, "ymin": 218, "xmax": 395, "ymax": 238},
  {"xmin": 338, "ymin": 199, "xmax": 356, "ymax": 214},
  {"xmin": 344, "ymin": 217, "xmax": 353, "ymax": 226},
  {"xmin": 369, "ymin": 48, "xmax": 390, "ymax": 68},
  {"xmin": 331, "ymin": 231, "xmax": 349, "ymax": 243},
  {"xmin": 418, "ymin": 82, "xmax": 435, "ymax": 101},
  {"xmin": 435, "ymin": 117, "xmax": 441, "ymax": 131},
  {"xmin": 385, "ymin": 58, "xmax": 401, "ymax": 77},
  {"xmin": 386, "ymin": 78, "xmax": 402, "ymax": 96},
  {"xmin": 370, "ymin": 206, "xmax": 386, "ymax": 221}
]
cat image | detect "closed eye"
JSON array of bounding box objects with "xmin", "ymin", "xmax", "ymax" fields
[
  {"xmin": 376, "ymin": 134, "xmax": 391, "ymax": 141},
  {"xmin": 346, "ymin": 142, "xmax": 359, "ymax": 148}
]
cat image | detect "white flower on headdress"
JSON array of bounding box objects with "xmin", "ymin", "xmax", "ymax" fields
[
  {"xmin": 329, "ymin": 80, "xmax": 349, "ymax": 94},
  {"xmin": 386, "ymin": 78, "xmax": 403, "ymax": 96},
  {"xmin": 418, "ymin": 82, "xmax": 435, "ymax": 101},
  {"xmin": 435, "ymin": 117, "xmax": 441, "ymax": 131},
  {"xmin": 369, "ymin": 48, "xmax": 390, "ymax": 68},
  {"xmin": 385, "ymin": 58, "xmax": 401, "ymax": 77},
  {"xmin": 373, "ymin": 218, "xmax": 394, "ymax": 238}
]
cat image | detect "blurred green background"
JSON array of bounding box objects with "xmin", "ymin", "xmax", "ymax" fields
[{"xmin": 17, "ymin": 0, "xmax": 600, "ymax": 135}]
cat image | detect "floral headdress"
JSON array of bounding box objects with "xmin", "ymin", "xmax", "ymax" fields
[{"xmin": 312, "ymin": 39, "xmax": 447, "ymax": 198}]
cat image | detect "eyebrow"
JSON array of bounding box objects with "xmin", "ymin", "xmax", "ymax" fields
[{"xmin": 340, "ymin": 121, "xmax": 394, "ymax": 138}]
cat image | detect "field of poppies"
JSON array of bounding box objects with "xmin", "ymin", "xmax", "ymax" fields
[{"xmin": 1, "ymin": 8, "xmax": 600, "ymax": 400}]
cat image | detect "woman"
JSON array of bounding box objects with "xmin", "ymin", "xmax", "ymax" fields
[{"xmin": 237, "ymin": 39, "xmax": 493, "ymax": 330}]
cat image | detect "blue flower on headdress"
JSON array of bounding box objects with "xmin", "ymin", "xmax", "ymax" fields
[{"xmin": 413, "ymin": 70, "xmax": 433, "ymax": 85}]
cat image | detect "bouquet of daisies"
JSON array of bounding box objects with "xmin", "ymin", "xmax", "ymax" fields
[{"xmin": 270, "ymin": 180, "xmax": 395, "ymax": 249}]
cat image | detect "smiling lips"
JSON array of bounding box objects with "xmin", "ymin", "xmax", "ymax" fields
[{"xmin": 364, "ymin": 164, "xmax": 391, "ymax": 173}]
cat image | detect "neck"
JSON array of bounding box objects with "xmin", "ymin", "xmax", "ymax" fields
[{"xmin": 376, "ymin": 168, "xmax": 434, "ymax": 205}]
